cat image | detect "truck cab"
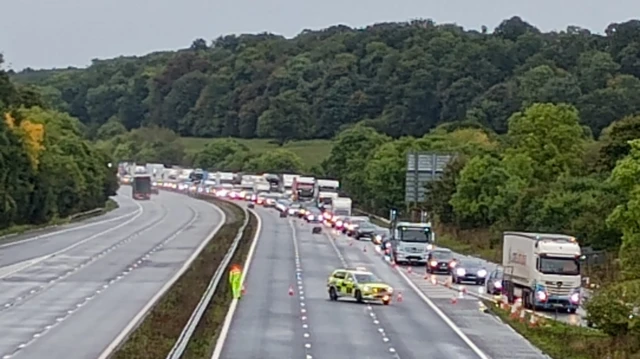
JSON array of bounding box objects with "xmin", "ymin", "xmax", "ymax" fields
[
  {"xmin": 387, "ymin": 213, "xmax": 436, "ymax": 265},
  {"xmin": 502, "ymin": 232, "xmax": 583, "ymax": 313}
]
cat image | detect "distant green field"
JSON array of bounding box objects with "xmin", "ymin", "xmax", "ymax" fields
[{"xmin": 180, "ymin": 137, "xmax": 334, "ymax": 167}]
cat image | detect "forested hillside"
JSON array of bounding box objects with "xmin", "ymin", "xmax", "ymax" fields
[
  {"xmin": 0, "ymin": 55, "xmax": 118, "ymax": 232},
  {"xmin": 11, "ymin": 17, "xmax": 640, "ymax": 142}
]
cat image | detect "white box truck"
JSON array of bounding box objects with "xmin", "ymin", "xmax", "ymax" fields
[
  {"xmin": 502, "ymin": 232, "xmax": 582, "ymax": 313},
  {"xmin": 331, "ymin": 197, "xmax": 352, "ymax": 216}
]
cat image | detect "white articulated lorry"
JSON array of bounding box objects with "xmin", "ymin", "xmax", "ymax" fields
[
  {"xmin": 293, "ymin": 176, "xmax": 316, "ymax": 202},
  {"xmin": 502, "ymin": 231, "xmax": 583, "ymax": 312},
  {"xmin": 316, "ymin": 179, "xmax": 339, "ymax": 208},
  {"xmin": 280, "ymin": 174, "xmax": 300, "ymax": 194}
]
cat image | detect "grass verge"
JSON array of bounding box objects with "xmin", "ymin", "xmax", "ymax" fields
[
  {"xmin": 0, "ymin": 198, "xmax": 119, "ymax": 241},
  {"xmin": 111, "ymin": 198, "xmax": 255, "ymax": 359},
  {"xmin": 180, "ymin": 205, "xmax": 257, "ymax": 359},
  {"xmin": 484, "ymin": 300, "xmax": 637, "ymax": 358},
  {"xmin": 181, "ymin": 137, "xmax": 333, "ymax": 167}
]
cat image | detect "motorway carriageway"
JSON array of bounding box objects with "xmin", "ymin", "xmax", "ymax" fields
[
  {"xmin": 215, "ymin": 204, "xmax": 549, "ymax": 359},
  {"xmin": 0, "ymin": 189, "xmax": 224, "ymax": 359},
  {"xmin": 361, "ymin": 217, "xmax": 587, "ymax": 327}
]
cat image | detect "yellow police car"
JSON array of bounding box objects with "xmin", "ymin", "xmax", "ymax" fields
[{"xmin": 327, "ymin": 267, "xmax": 394, "ymax": 305}]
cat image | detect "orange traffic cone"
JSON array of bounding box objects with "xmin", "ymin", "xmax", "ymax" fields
[
  {"xmin": 396, "ymin": 291, "xmax": 403, "ymax": 303},
  {"xmin": 288, "ymin": 285, "xmax": 294, "ymax": 296}
]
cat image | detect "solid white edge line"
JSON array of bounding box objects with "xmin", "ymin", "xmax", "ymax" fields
[
  {"xmin": 211, "ymin": 206, "xmax": 262, "ymax": 359},
  {"xmin": 96, "ymin": 195, "xmax": 227, "ymax": 359},
  {"xmin": 395, "ymin": 268, "xmax": 490, "ymax": 359},
  {"xmin": 328, "ymin": 228, "xmax": 489, "ymax": 359},
  {"xmin": 0, "ymin": 194, "xmax": 140, "ymax": 249}
]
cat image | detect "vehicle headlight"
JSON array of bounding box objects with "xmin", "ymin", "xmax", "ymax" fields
[
  {"xmin": 570, "ymin": 292, "xmax": 580, "ymax": 304},
  {"xmin": 456, "ymin": 268, "xmax": 466, "ymax": 276},
  {"xmin": 477, "ymin": 269, "xmax": 487, "ymax": 277},
  {"xmin": 375, "ymin": 235, "xmax": 382, "ymax": 240},
  {"xmin": 363, "ymin": 285, "xmax": 371, "ymax": 292},
  {"xmin": 426, "ymin": 244, "xmax": 433, "ymax": 250},
  {"xmin": 387, "ymin": 287, "xmax": 393, "ymax": 293}
]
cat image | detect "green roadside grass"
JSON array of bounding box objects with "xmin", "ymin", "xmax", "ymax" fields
[
  {"xmin": 180, "ymin": 202, "xmax": 257, "ymax": 359},
  {"xmin": 484, "ymin": 300, "xmax": 633, "ymax": 359},
  {"xmin": 0, "ymin": 198, "xmax": 119, "ymax": 242},
  {"xmin": 181, "ymin": 137, "xmax": 334, "ymax": 167},
  {"xmin": 111, "ymin": 198, "xmax": 257, "ymax": 359}
]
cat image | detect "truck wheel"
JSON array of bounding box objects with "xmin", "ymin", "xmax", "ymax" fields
[
  {"xmin": 355, "ymin": 290, "xmax": 364, "ymax": 303},
  {"xmin": 329, "ymin": 287, "xmax": 338, "ymax": 301},
  {"xmin": 382, "ymin": 299, "xmax": 390, "ymax": 305}
]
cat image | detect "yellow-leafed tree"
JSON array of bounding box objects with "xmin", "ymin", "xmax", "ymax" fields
[{"xmin": 4, "ymin": 112, "xmax": 45, "ymax": 169}]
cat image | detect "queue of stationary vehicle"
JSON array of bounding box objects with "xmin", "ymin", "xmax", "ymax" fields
[{"xmin": 127, "ymin": 163, "xmax": 586, "ymax": 313}]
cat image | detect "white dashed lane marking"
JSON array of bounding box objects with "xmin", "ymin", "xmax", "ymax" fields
[
  {"xmin": 321, "ymin": 226, "xmax": 400, "ymax": 358},
  {"xmin": 0, "ymin": 205, "xmax": 199, "ymax": 359},
  {"xmin": 0, "ymin": 205, "xmax": 171, "ymax": 311},
  {"xmin": 290, "ymin": 220, "xmax": 313, "ymax": 359}
]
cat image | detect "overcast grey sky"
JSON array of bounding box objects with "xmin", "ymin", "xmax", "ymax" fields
[{"xmin": 1, "ymin": 0, "xmax": 638, "ymax": 70}]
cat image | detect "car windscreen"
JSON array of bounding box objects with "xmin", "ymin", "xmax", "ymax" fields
[
  {"xmin": 459, "ymin": 259, "xmax": 483, "ymax": 268},
  {"xmin": 354, "ymin": 273, "xmax": 379, "ymax": 283},
  {"xmin": 358, "ymin": 223, "xmax": 376, "ymax": 230},
  {"xmin": 431, "ymin": 251, "xmax": 453, "ymax": 260}
]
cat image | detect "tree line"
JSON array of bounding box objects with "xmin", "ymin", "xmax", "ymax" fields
[
  {"xmin": 322, "ymin": 103, "xmax": 640, "ymax": 352},
  {"xmin": 0, "ymin": 55, "xmax": 117, "ymax": 231},
  {"xmin": 10, "ymin": 17, "xmax": 640, "ymax": 144}
]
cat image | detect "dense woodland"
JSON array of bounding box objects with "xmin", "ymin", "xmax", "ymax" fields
[
  {"xmin": 11, "ymin": 17, "xmax": 640, "ymax": 144},
  {"xmin": 0, "ymin": 55, "xmax": 117, "ymax": 231},
  {"xmin": 5, "ymin": 17, "xmax": 640, "ymax": 352}
]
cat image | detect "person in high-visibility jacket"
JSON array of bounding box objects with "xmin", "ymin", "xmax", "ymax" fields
[{"xmin": 229, "ymin": 265, "xmax": 242, "ymax": 299}]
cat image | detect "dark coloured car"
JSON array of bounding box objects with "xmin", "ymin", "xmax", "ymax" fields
[
  {"xmin": 371, "ymin": 229, "xmax": 388, "ymax": 245},
  {"xmin": 485, "ymin": 268, "xmax": 504, "ymax": 295},
  {"xmin": 305, "ymin": 208, "xmax": 323, "ymax": 223},
  {"xmin": 353, "ymin": 222, "xmax": 378, "ymax": 240},
  {"xmin": 344, "ymin": 217, "xmax": 370, "ymax": 236},
  {"xmin": 451, "ymin": 258, "xmax": 488, "ymax": 285},
  {"xmin": 426, "ymin": 249, "xmax": 456, "ymax": 274}
]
